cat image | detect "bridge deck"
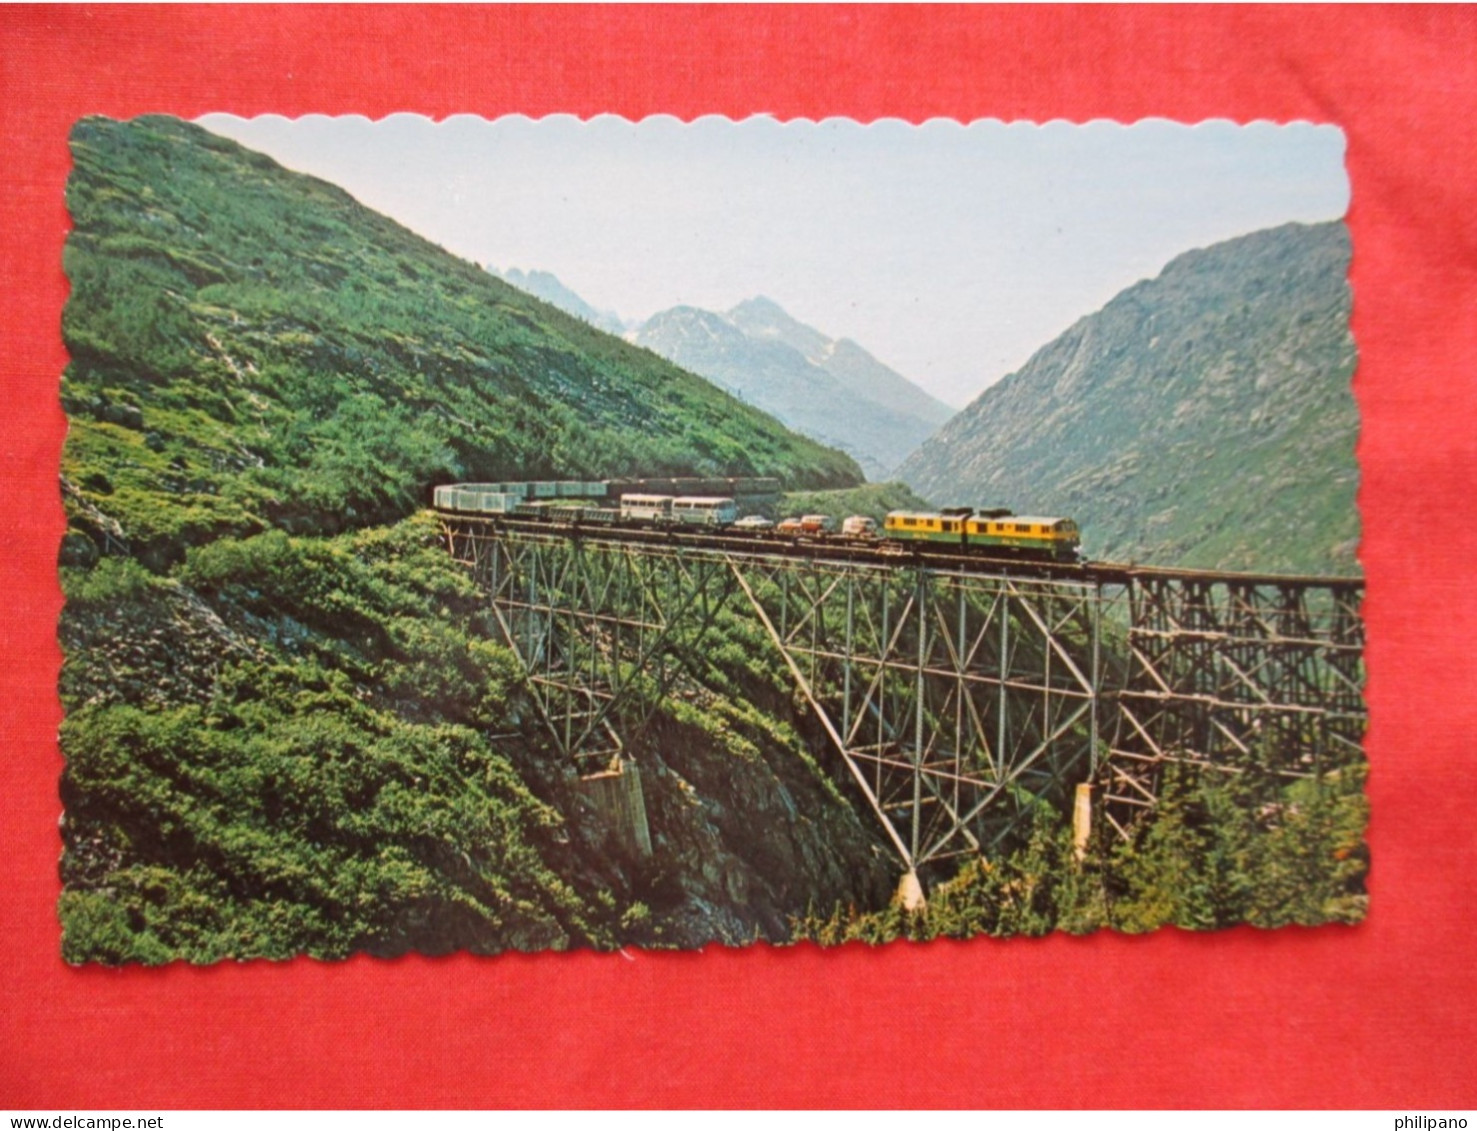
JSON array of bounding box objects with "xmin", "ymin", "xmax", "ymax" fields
[{"xmin": 437, "ymin": 511, "xmax": 1364, "ymax": 592}]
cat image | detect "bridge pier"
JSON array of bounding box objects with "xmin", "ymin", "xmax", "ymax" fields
[
  {"xmin": 1072, "ymin": 782, "xmax": 1093, "ymax": 862},
  {"xmin": 576, "ymin": 758, "xmax": 653, "ymax": 860},
  {"xmin": 895, "ymin": 869, "xmax": 926, "ymax": 912}
]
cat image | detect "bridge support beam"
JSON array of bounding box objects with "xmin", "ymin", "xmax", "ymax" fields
[
  {"xmin": 895, "ymin": 870, "xmax": 926, "ymax": 912},
  {"xmin": 1072, "ymin": 783, "xmax": 1093, "ymax": 862},
  {"xmin": 729, "ymin": 557, "xmax": 1109, "ymax": 876},
  {"xmin": 1100, "ymin": 576, "xmax": 1366, "ymax": 837}
]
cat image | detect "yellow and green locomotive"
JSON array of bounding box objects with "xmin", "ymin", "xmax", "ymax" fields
[{"xmin": 883, "ymin": 507, "xmax": 1081, "ymax": 562}]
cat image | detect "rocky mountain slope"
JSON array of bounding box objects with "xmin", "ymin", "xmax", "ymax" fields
[
  {"xmin": 728, "ymin": 296, "xmax": 955, "ymax": 426},
  {"xmin": 635, "ymin": 298, "xmax": 952, "ymax": 480},
  {"xmin": 898, "ymin": 222, "xmax": 1359, "ymax": 575}
]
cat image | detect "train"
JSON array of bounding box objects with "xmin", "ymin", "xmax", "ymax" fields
[
  {"xmin": 883, "ymin": 507, "xmax": 1081, "ymax": 562},
  {"xmin": 432, "ymin": 481, "xmax": 1081, "ymax": 563}
]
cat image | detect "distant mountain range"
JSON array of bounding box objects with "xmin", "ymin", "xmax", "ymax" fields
[
  {"xmin": 491, "ymin": 265, "xmax": 957, "ymax": 481},
  {"xmin": 489, "ymin": 266, "xmax": 628, "ymax": 336},
  {"xmin": 634, "ymin": 297, "xmax": 954, "ymax": 480},
  {"xmin": 898, "ymin": 221, "xmax": 1358, "ymax": 575}
]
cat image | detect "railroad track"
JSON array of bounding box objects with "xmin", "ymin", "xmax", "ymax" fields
[{"xmin": 436, "ymin": 511, "xmax": 1362, "ymax": 592}]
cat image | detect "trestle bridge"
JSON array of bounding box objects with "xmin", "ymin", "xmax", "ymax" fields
[{"xmin": 440, "ymin": 515, "xmax": 1365, "ymax": 890}]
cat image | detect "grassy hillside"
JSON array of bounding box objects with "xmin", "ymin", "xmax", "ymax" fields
[
  {"xmin": 62, "ymin": 115, "xmax": 861, "ymax": 570},
  {"xmin": 898, "ymin": 222, "xmax": 1359, "ymax": 576}
]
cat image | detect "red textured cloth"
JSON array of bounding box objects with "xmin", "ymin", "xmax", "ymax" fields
[{"xmin": 2, "ymin": 4, "xmax": 1475, "ymax": 1109}]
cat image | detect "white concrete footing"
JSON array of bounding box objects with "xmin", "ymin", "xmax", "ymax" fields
[
  {"xmin": 895, "ymin": 869, "xmax": 926, "ymax": 912},
  {"xmin": 1072, "ymin": 782, "xmax": 1093, "ymax": 862}
]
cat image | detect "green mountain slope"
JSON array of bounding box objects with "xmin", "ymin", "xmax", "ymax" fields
[
  {"xmin": 62, "ymin": 115, "xmax": 861, "ymax": 569},
  {"xmin": 897, "ymin": 222, "xmax": 1359, "ymax": 576}
]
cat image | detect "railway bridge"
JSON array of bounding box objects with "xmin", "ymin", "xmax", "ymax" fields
[{"xmin": 440, "ymin": 514, "xmax": 1366, "ymax": 889}]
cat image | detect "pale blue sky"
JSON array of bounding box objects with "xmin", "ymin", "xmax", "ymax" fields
[{"xmin": 198, "ymin": 114, "xmax": 1348, "ymax": 408}]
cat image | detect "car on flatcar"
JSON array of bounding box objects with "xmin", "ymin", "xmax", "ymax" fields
[
  {"xmin": 775, "ymin": 514, "xmax": 835, "ymax": 537},
  {"xmin": 840, "ymin": 515, "xmax": 879, "ymax": 539}
]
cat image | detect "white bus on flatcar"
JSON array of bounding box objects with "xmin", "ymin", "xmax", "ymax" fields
[
  {"xmin": 670, "ymin": 496, "xmax": 739, "ymax": 526},
  {"xmin": 619, "ymin": 494, "xmax": 674, "ymax": 522}
]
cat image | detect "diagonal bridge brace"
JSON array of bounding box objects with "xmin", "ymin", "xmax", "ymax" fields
[
  {"xmin": 728, "ymin": 558, "xmax": 1107, "ymax": 874},
  {"xmin": 480, "ymin": 533, "xmax": 737, "ymax": 771}
]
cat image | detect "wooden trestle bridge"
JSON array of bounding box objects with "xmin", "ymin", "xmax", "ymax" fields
[{"xmin": 440, "ymin": 515, "xmax": 1366, "ymax": 884}]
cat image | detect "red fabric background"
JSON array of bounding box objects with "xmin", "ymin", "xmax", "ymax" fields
[{"xmin": 2, "ymin": 4, "xmax": 1475, "ymax": 1109}]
